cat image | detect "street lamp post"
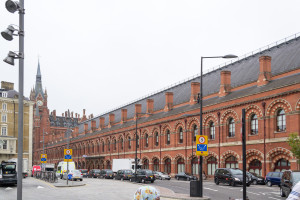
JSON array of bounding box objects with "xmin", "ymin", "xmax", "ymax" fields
[
  {"xmin": 66, "ymin": 127, "xmax": 73, "ymax": 186},
  {"xmin": 198, "ymin": 54, "xmax": 237, "ymax": 197},
  {"xmin": 1, "ymin": 1, "xmax": 25, "ymax": 199}
]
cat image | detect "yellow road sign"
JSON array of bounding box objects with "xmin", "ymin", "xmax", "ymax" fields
[
  {"xmin": 64, "ymin": 149, "xmax": 72, "ymax": 162},
  {"xmin": 41, "ymin": 154, "xmax": 47, "ymax": 163},
  {"xmin": 196, "ymin": 135, "xmax": 208, "ymax": 156}
]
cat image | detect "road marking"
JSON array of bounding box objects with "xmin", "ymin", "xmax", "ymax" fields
[
  {"xmin": 204, "ymin": 187, "xmax": 218, "ymax": 192},
  {"xmin": 247, "ymin": 191, "xmax": 261, "ymax": 196},
  {"xmin": 5, "ymin": 187, "xmax": 13, "ymax": 191},
  {"xmin": 37, "ymin": 186, "xmax": 44, "ymax": 189},
  {"xmin": 268, "ymin": 197, "xmax": 281, "ymax": 200}
]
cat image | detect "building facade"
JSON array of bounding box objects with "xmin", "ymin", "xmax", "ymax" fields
[
  {"xmin": 0, "ymin": 81, "xmax": 34, "ymax": 174},
  {"xmin": 33, "ymin": 35, "xmax": 300, "ymax": 177}
]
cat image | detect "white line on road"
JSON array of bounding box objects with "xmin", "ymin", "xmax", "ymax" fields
[
  {"xmin": 247, "ymin": 191, "xmax": 261, "ymax": 195},
  {"xmin": 5, "ymin": 187, "xmax": 13, "ymax": 191},
  {"xmin": 37, "ymin": 186, "xmax": 44, "ymax": 189},
  {"xmin": 268, "ymin": 197, "xmax": 281, "ymax": 200},
  {"xmin": 204, "ymin": 187, "xmax": 218, "ymax": 192}
]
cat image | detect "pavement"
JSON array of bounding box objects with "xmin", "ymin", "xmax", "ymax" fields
[{"xmin": 51, "ymin": 178, "xmax": 210, "ymax": 200}]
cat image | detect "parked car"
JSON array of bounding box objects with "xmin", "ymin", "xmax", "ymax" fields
[
  {"xmin": 88, "ymin": 169, "xmax": 101, "ymax": 178},
  {"xmin": 114, "ymin": 169, "xmax": 133, "ymax": 181},
  {"xmin": 280, "ymin": 170, "xmax": 300, "ymax": 197},
  {"xmin": 62, "ymin": 170, "xmax": 83, "ymax": 181},
  {"xmin": 214, "ymin": 168, "xmax": 251, "ymax": 187},
  {"xmin": 175, "ymin": 172, "xmax": 197, "ymax": 181},
  {"xmin": 153, "ymin": 171, "xmax": 171, "ymax": 180},
  {"xmin": 265, "ymin": 171, "xmax": 283, "ymax": 187},
  {"xmin": 79, "ymin": 169, "xmax": 88, "ymax": 178},
  {"xmin": 247, "ymin": 172, "xmax": 265, "ymax": 185},
  {"xmin": 98, "ymin": 169, "xmax": 114, "ymax": 179},
  {"xmin": 129, "ymin": 169, "xmax": 155, "ymax": 183}
]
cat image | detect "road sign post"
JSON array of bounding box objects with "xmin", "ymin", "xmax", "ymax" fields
[{"xmin": 64, "ymin": 149, "xmax": 72, "ymax": 185}]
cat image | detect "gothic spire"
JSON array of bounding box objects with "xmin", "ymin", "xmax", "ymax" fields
[{"xmin": 35, "ymin": 59, "xmax": 44, "ymax": 99}]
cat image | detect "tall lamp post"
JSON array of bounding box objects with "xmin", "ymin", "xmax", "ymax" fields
[
  {"xmin": 198, "ymin": 54, "xmax": 237, "ymax": 197},
  {"xmin": 1, "ymin": 1, "xmax": 25, "ymax": 200},
  {"xmin": 134, "ymin": 112, "xmax": 151, "ymax": 182}
]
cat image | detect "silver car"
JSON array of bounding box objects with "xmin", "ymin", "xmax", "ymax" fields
[
  {"xmin": 154, "ymin": 171, "xmax": 171, "ymax": 180},
  {"xmin": 63, "ymin": 170, "xmax": 83, "ymax": 181}
]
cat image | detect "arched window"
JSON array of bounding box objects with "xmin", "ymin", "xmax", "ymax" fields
[
  {"xmin": 192, "ymin": 125, "xmax": 197, "ymax": 142},
  {"xmin": 276, "ymin": 109, "xmax": 286, "ymax": 132},
  {"xmin": 128, "ymin": 137, "xmax": 131, "ymax": 149},
  {"xmin": 143, "ymin": 159, "xmax": 149, "ymax": 169},
  {"xmin": 249, "ymin": 159, "xmax": 262, "ymax": 176},
  {"xmin": 250, "ymin": 114, "xmax": 258, "ymax": 135},
  {"xmin": 113, "ymin": 139, "xmax": 116, "ymax": 151},
  {"xmin": 106, "ymin": 161, "xmax": 111, "ymax": 169},
  {"xmin": 228, "ymin": 118, "xmax": 235, "ymax": 137},
  {"xmin": 153, "ymin": 159, "xmax": 159, "ymax": 171},
  {"xmin": 192, "ymin": 157, "xmax": 198, "ymax": 175},
  {"xmin": 207, "ymin": 157, "xmax": 217, "ymax": 175},
  {"xmin": 209, "ymin": 122, "xmax": 215, "ymax": 140},
  {"xmin": 177, "ymin": 158, "xmax": 185, "ymax": 173},
  {"xmin": 225, "ymin": 156, "xmax": 238, "ymax": 168},
  {"xmin": 107, "ymin": 140, "xmax": 110, "ymax": 151},
  {"xmin": 179, "ymin": 127, "xmax": 183, "ymax": 143},
  {"xmin": 102, "ymin": 142, "xmax": 104, "ymax": 152},
  {"xmin": 274, "ymin": 158, "xmax": 290, "ymax": 172},
  {"xmin": 145, "ymin": 134, "xmax": 149, "ymax": 147},
  {"xmin": 120, "ymin": 138, "xmax": 124, "ymax": 150},
  {"xmin": 166, "ymin": 130, "xmax": 170, "ymax": 145},
  {"xmin": 91, "ymin": 143, "xmax": 94, "ymax": 154},
  {"xmin": 164, "ymin": 158, "xmax": 171, "ymax": 174},
  {"xmin": 155, "ymin": 132, "xmax": 159, "ymax": 146}
]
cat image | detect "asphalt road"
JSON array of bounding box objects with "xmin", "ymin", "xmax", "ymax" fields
[
  {"xmin": 153, "ymin": 179, "xmax": 286, "ymax": 200},
  {"xmin": 0, "ymin": 177, "xmax": 286, "ymax": 200}
]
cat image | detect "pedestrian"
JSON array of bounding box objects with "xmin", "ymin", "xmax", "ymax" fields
[
  {"xmin": 134, "ymin": 186, "xmax": 160, "ymax": 200},
  {"xmin": 287, "ymin": 181, "xmax": 300, "ymax": 200}
]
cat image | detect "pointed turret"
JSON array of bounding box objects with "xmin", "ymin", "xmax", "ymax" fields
[{"xmin": 35, "ymin": 60, "xmax": 44, "ymax": 99}]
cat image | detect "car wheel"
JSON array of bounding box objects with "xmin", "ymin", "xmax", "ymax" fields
[
  {"xmin": 80, "ymin": 179, "xmax": 82, "ymax": 181},
  {"xmin": 247, "ymin": 183, "xmax": 250, "ymax": 187},
  {"xmin": 160, "ymin": 177, "xmax": 162, "ymax": 180},
  {"xmin": 176, "ymin": 177, "xmax": 179, "ymax": 180},
  {"xmin": 215, "ymin": 178, "xmax": 219, "ymax": 185},
  {"xmin": 121, "ymin": 177, "xmax": 124, "ymax": 181},
  {"xmin": 187, "ymin": 177, "xmax": 190, "ymax": 181},
  {"xmin": 151, "ymin": 180, "xmax": 154, "ymax": 183},
  {"xmin": 280, "ymin": 187, "xmax": 286, "ymax": 197},
  {"xmin": 142, "ymin": 179, "xmax": 145, "ymax": 183},
  {"xmin": 267, "ymin": 181, "xmax": 272, "ymax": 187},
  {"xmin": 252, "ymin": 180, "xmax": 257, "ymax": 185},
  {"xmin": 129, "ymin": 178, "xmax": 132, "ymax": 182},
  {"xmin": 230, "ymin": 181, "xmax": 236, "ymax": 187}
]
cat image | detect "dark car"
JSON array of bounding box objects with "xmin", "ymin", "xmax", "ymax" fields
[
  {"xmin": 0, "ymin": 161, "xmax": 17, "ymax": 185},
  {"xmin": 280, "ymin": 170, "xmax": 300, "ymax": 197},
  {"xmin": 114, "ymin": 169, "xmax": 133, "ymax": 181},
  {"xmin": 214, "ymin": 168, "xmax": 251, "ymax": 187},
  {"xmin": 265, "ymin": 171, "xmax": 282, "ymax": 187},
  {"xmin": 79, "ymin": 169, "xmax": 88, "ymax": 178},
  {"xmin": 175, "ymin": 172, "xmax": 197, "ymax": 181},
  {"xmin": 88, "ymin": 169, "xmax": 101, "ymax": 178},
  {"xmin": 247, "ymin": 172, "xmax": 264, "ymax": 185},
  {"xmin": 129, "ymin": 169, "xmax": 155, "ymax": 183},
  {"xmin": 98, "ymin": 169, "xmax": 114, "ymax": 179}
]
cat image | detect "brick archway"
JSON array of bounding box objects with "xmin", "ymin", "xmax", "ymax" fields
[{"xmin": 266, "ymin": 98, "xmax": 292, "ymax": 116}]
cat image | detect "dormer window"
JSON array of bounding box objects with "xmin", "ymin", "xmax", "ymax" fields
[{"xmin": 2, "ymin": 92, "xmax": 7, "ymax": 98}]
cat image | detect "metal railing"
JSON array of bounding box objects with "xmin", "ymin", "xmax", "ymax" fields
[{"xmin": 34, "ymin": 171, "xmax": 58, "ymax": 183}]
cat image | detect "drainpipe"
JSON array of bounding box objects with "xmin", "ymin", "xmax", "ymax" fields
[
  {"xmin": 159, "ymin": 125, "xmax": 162, "ymax": 172},
  {"xmin": 262, "ymin": 102, "xmax": 266, "ymax": 176},
  {"xmin": 185, "ymin": 119, "xmax": 188, "ymax": 173},
  {"xmin": 217, "ymin": 112, "xmax": 221, "ymax": 168}
]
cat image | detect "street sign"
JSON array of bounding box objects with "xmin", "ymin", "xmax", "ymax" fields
[
  {"xmin": 68, "ymin": 173, "xmax": 73, "ymax": 180},
  {"xmin": 196, "ymin": 135, "xmax": 208, "ymax": 156},
  {"xmin": 64, "ymin": 149, "xmax": 72, "ymax": 162},
  {"xmin": 41, "ymin": 154, "xmax": 47, "ymax": 163}
]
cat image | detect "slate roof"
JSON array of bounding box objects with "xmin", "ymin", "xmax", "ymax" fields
[
  {"xmin": 49, "ymin": 115, "xmax": 79, "ymax": 128},
  {"xmin": 74, "ymin": 35, "xmax": 300, "ymax": 135},
  {"xmin": 0, "ymin": 89, "xmax": 29, "ymax": 100}
]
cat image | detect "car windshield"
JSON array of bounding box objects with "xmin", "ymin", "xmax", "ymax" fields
[
  {"xmin": 94, "ymin": 170, "xmax": 101, "ymax": 172},
  {"xmin": 81, "ymin": 170, "xmax": 88, "ymax": 173},
  {"xmin": 250, "ymin": 172, "xmax": 258, "ymax": 177},
  {"xmin": 144, "ymin": 170, "xmax": 153, "ymax": 175},
  {"xmin": 2, "ymin": 164, "xmax": 16, "ymax": 170},
  {"xmin": 124, "ymin": 170, "xmax": 132, "ymax": 174},
  {"xmin": 162, "ymin": 172, "xmax": 168, "ymax": 175},
  {"xmin": 230, "ymin": 169, "xmax": 243, "ymax": 175},
  {"xmin": 157, "ymin": 172, "xmax": 163, "ymax": 175},
  {"xmin": 106, "ymin": 170, "xmax": 113, "ymax": 173},
  {"xmin": 185, "ymin": 172, "xmax": 192, "ymax": 176},
  {"xmin": 292, "ymin": 172, "xmax": 300, "ymax": 184}
]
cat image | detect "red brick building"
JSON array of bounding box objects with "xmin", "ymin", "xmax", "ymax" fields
[{"xmin": 32, "ymin": 35, "xmax": 300, "ymax": 178}]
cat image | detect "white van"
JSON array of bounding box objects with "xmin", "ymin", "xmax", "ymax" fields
[{"xmin": 56, "ymin": 161, "xmax": 75, "ymax": 179}]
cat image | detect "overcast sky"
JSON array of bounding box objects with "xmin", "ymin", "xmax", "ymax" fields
[{"xmin": 0, "ymin": 0, "xmax": 299, "ymax": 118}]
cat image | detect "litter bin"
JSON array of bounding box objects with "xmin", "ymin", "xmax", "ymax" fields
[{"xmin": 190, "ymin": 180, "xmax": 200, "ymax": 197}]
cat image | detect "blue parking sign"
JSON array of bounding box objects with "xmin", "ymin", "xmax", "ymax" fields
[
  {"xmin": 65, "ymin": 155, "xmax": 72, "ymax": 160},
  {"xmin": 197, "ymin": 144, "xmax": 207, "ymax": 151}
]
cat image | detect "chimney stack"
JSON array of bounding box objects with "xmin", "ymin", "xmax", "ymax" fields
[
  {"xmin": 190, "ymin": 82, "xmax": 200, "ymax": 104},
  {"xmin": 257, "ymin": 56, "xmax": 272, "ymax": 86},
  {"xmin": 99, "ymin": 117, "xmax": 105, "ymax": 130},
  {"xmin": 135, "ymin": 104, "xmax": 142, "ymax": 119},
  {"xmin": 53, "ymin": 110, "xmax": 56, "ymax": 120},
  {"xmin": 84, "ymin": 123, "xmax": 88, "ymax": 134},
  {"xmin": 91, "ymin": 120, "xmax": 96, "ymax": 131},
  {"xmin": 219, "ymin": 71, "xmax": 231, "ymax": 97},
  {"xmin": 146, "ymin": 99, "xmax": 154, "ymax": 114},
  {"xmin": 109, "ymin": 113, "xmax": 115, "ymax": 127},
  {"xmin": 164, "ymin": 92, "xmax": 173, "ymax": 111},
  {"xmin": 121, "ymin": 109, "xmax": 127, "ymax": 123}
]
